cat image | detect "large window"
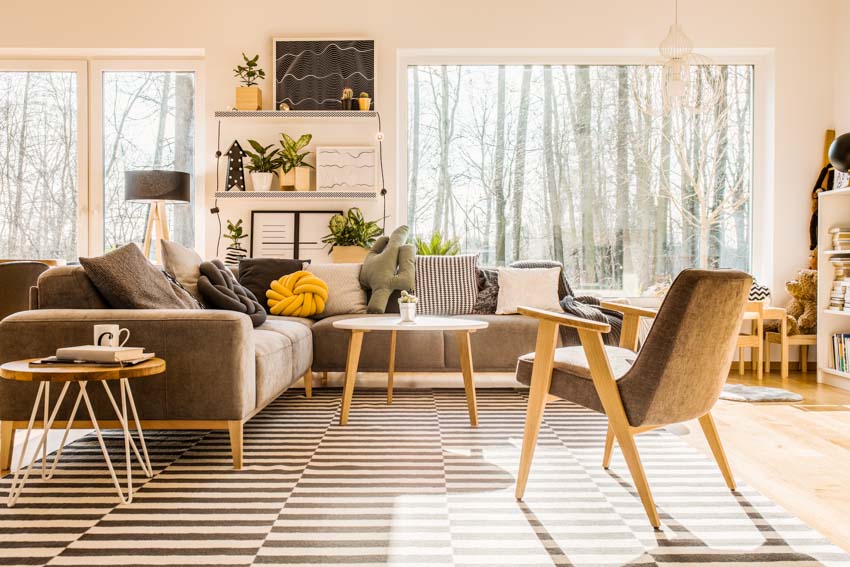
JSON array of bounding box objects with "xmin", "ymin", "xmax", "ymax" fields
[
  {"xmin": 0, "ymin": 59, "xmax": 199, "ymax": 261},
  {"xmin": 0, "ymin": 70, "xmax": 80, "ymax": 260},
  {"xmin": 406, "ymin": 64, "xmax": 753, "ymax": 294}
]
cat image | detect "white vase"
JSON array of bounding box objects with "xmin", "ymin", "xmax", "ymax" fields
[
  {"xmin": 250, "ymin": 171, "xmax": 275, "ymax": 192},
  {"xmin": 279, "ymin": 168, "xmax": 295, "ymax": 189},
  {"xmin": 399, "ymin": 302, "xmax": 416, "ymax": 323},
  {"xmin": 294, "ymin": 166, "xmax": 312, "ymax": 191}
]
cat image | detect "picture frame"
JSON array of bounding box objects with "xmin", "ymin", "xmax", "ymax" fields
[
  {"xmin": 250, "ymin": 210, "xmax": 342, "ymax": 262},
  {"xmin": 272, "ymin": 38, "xmax": 375, "ymax": 111},
  {"xmin": 316, "ymin": 146, "xmax": 376, "ymax": 192}
]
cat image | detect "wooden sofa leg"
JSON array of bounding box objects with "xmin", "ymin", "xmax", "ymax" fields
[
  {"xmin": 304, "ymin": 369, "xmax": 313, "ymax": 398},
  {"xmin": 1, "ymin": 421, "xmax": 14, "ymax": 472},
  {"xmin": 228, "ymin": 420, "xmax": 244, "ymax": 470}
]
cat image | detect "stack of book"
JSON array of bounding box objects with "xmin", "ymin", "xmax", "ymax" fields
[
  {"xmin": 833, "ymin": 334, "xmax": 850, "ymax": 372},
  {"xmin": 830, "ymin": 226, "xmax": 850, "ymax": 251},
  {"xmin": 829, "ymin": 280, "xmax": 850, "ymax": 311},
  {"xmin": 32, "ymin": 346, "xmax": 154, "ymax": 367}
]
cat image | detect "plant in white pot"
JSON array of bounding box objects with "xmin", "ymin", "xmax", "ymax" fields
[
  {"xmin": 279, "ymin": 133, "xmax": 313, "ymax": 191},
  {"xmin": 245, "ymin": 140, "xmax": 283, "ymax": 192},
  {"xmin": 398, "ymin": 290, "xmax": 418, "ymax": 323},
  {"xmin": 321, "ymin": 208, "xmax": 383, "ymax": 263}
]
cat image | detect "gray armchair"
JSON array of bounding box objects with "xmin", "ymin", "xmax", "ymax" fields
[{"xmin": 514, "ymin": 268, "xmax": 752, "ymax": 528}]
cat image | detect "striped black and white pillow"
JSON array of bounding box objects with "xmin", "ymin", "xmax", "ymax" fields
[
  {"xmin": 749, "ymin": 280, "xmax": 770, "ymax": 301},
  {"xmin": 415, "ymin": 255, "xmax": 478, "ymax": 315}
]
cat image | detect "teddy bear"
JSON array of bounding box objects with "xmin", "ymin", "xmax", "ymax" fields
[{"xmin": 766, "ymin": 269, "xmax": 817, "ymax": 336}]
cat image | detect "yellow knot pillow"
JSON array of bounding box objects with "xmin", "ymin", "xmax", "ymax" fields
[{"xmin": 266, "ymin": 271, "xmax": 329, "ymax": 317}]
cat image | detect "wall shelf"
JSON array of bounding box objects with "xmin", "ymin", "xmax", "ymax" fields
[
  {"xmin": 215, "ymin": 190, "xmax": 377, "ymax": 200},
  {"xmin": 214, "ymin": 110, "xmax": 378, "ymax": 119},
  {"xmin": 823, "ymin": 309, "xmax": 850, "ymax": 316}
]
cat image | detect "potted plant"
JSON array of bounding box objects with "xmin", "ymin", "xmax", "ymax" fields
[
  {"xmin": 358, "ymin": 91, "xmax": 371, "ymax": 111},
  {"xmin": 224, "ymin": 219, "xmax": 249, "ymax": 266},
  {"xmin": 398, "ymin": 290, "xmax": 418, "ymax": 323},
  {"xmin": 244, "ymin": 140, "xmax": 283, "ymax": 192},
  {"xmin": 233, "ymin": 53, "xmax": 265, "ymax": 111},
  {"xmin": 279, "ymin": 133, "xmax": 313, "ymax": 191},
  {"xmin": 341, "ymin": 87, "xmax": 354, "ymax": 110},
  {"xmin": 321, "ymin": 207, "xmax": 383, "ymax": 263},
  {"xmin": 414, "ymin": 232, "xmax": 461, "ymax": 255}
]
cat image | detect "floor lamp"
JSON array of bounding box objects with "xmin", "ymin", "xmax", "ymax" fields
[{"xmin": 124, "ymin": 170, "xmax": 191, "ymax": 263}]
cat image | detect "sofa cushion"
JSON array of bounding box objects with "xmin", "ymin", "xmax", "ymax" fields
[
  {"xmin": 161, "ymin": 240, "xmax": 204, "ymax": 303},
  {"xmin": 239, "ymin": 258, "xmax": 308, "ymax": 313},
  {"xmin": 258, "ymin": 317, "xmax": 313, "ymax": 379},
  {"xmin": 80, "ymin": 243, "xmax": 200, "ymax": 310},
  {"xmin": 253, "ymin": 329, "xmax": 294, "ymax": 408},
  {"xmin": 496, "ymin": 266, "xmax": 562, "ymax": 315},
  {"xmin": 306, "ymin": 263, "xmax": 367, "ymax": 318},
  {"xmin": 311, "ymin": 314, "xmax": 445, "ymax": 371},
  {"xmin": 415, "ymin": 254, "xmax": 478, "ymax": 315},
  {"xmin": 36, "ymin": 266, "xmax": 108, "ymax": 309}
]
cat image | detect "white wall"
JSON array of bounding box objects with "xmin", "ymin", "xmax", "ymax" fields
[{"xmin": 1, "ymin": 0, "xmax": 839, "ymax": 299}]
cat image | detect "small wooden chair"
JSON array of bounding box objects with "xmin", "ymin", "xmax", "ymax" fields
[
  {"xmin": 514, "ymin": 269, "xmax": 751, "ymax": 528},
  {"xmin": 737, "ymin": 301, "xmax": 765, "ymax": 379},
  {"xmin": 765, "ymin": 331, "xmax": 816, "ymax": 377}
]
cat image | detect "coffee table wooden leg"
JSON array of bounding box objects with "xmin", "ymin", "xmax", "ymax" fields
[
  {"xmin": 340, "ymin": 331, "xmax": 364, "ymax": 425},
  {"xmin": 456, "ymin": 330, "xmax": 478, "ymax": 427},
  {"xmin": 387, "ymin": 330, "xmax": 397, "ymax": 405}
]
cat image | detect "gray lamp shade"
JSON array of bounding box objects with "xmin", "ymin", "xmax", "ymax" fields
[{"xmin": 125, "ymin": 170, "xmax": 191, "ymax": 203}]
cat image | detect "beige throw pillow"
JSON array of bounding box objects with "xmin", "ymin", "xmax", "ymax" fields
[
  {"xmin": 306, "ymin": 263, "xmax": 367, "ymax": 318},
  {"xmin": 161, "ymin": 239, "xmax": 204, "ymax": 302},
  {"xmin": 496, "ymin": 266, "xmax": 563, "ymax": 315}
]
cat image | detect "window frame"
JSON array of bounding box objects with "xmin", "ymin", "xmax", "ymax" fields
[
  {"xmin": 396, "ymin": 49, "xmax": 772, "ymax": 294},
  {"xmin": 0, "ymin": 59, "xmax": 89, "ymax": 259}
]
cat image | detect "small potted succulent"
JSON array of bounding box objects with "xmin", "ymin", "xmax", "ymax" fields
[
  {"xmin": 341, "ymin": 87, "xmax": 354, "ymax": 110},
  {"xmin": 357, "ymin": 91, "xmax": 371, "ymax": 111},
  {"xmin": 279, "ymin": 133, "xmax": 313, "ymax": 190},
  {"xmin": 244, "ymin": 140, "xmax": 283, "ymax": 192},
  {"xmin": 398, "ymin": 290, "xmax": 418, "ymax": 323},
  {"xmin": 321, "ymin": 207, "xmax": 383, "ymax": 263},
  {"xmin": 233, "ymin": 53, "xmax": 265, "ymax": 110},
  {"xmin": 224, "ymin": 219, "xmax": 249, "ymax": 266}
]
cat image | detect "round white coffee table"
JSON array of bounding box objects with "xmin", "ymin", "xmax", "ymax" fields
[{"xmin": 332, "ymin": 316, "xmax": 489, "ymax": 426}]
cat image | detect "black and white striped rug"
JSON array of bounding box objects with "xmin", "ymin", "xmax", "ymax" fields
[{"xmin": 1, "ymin": 388, "xmax": 847, "ymax": 566}]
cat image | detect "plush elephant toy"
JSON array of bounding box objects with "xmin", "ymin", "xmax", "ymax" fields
[{"xmin": 359, "ymin": 225, "xmax": 415, "ymax": 313}]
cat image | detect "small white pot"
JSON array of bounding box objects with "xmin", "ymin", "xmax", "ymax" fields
[
  {"xmin": 294, "ymin": 166, "xmax": 312, "ymax": 191},
  {"xmin": 250, "ymin": 171, "xmax": 275, "ymax": 192},
  {"xmin": 399, "ymin": 302, "xmax": 416, "ymax": 323},
  {"xmin": 279, "ymin": 168, "xmax": 295, "ymax": 189}
]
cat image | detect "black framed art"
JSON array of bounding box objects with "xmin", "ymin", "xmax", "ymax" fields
[
  {"xmin": 250, "ymin": 210, "xmax": 342, "ymax": 261},
  {"xmin": 273, "ymin": 39, "xmax": 375, "ymax": 111}
]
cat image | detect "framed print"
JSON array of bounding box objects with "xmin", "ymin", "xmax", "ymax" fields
[
  {"xmin": 273, "ymin": 38, "xmax": 375, "ymax": 111},
  {"xmin": 316, "ymin": 146, "xmax": 376, "ymax": 192},
  {"xmin": 250, "ymin": 210, "xmax": 342, "ymax": 262}
]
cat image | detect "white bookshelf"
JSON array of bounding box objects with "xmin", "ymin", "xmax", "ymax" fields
[{"xmin": 817, "ymin": 189, "xmax": 850, "ymax": 391}]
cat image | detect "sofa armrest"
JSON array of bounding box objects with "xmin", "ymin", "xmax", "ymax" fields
[{"xmin": 0, "ymin": 309, "xmax": 256, "ymax": 421}]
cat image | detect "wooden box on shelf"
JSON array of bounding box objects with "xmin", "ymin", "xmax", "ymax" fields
[{"xmin": 235, "ymin": 87, "xmax": 262, "ymax": 111}]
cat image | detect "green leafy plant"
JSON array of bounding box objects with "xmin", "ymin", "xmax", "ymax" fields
[
  {"xmin": 321, "ymin": 208, "xmax": 383, "ymax": 250},
  {"xmin": 225, "ymin": 219, "xmax": 248, "ymax": 248},
  {"xmin": 399, "ymin": 290, "xmax": 418, "ymax": 304},
  {"xmin": 233, "ymin": 53, "xmax": 265, "ymax": 87},
  {"xmin": 414, "ymin": 232, "xmax": 461, "ymax": 256},
  {"xmin": 244, "ymin": 140, "xmax": 283, "ymax": 173},
  {"xmin": 279, "ymin": 133, "xmax": 313, "ymax": 173}
]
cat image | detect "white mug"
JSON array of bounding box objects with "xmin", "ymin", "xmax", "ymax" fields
[{"xmin": 94, "ymin": 324, "xmax": 130, "ymax": 347}]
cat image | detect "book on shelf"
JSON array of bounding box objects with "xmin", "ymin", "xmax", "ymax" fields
[{"xmin": 831, "ymin": 333, "xmax": 850, "ymax": 372}]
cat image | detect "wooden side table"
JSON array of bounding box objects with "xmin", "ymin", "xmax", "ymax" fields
[{"xmin": 0, "ymin": 358, "xmax": 165, "ymax": 507}]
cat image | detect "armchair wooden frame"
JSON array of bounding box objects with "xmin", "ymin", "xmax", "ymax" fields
[{"xmin": 515, "ymin": 303, "xmax": 736, "ymax": 529}]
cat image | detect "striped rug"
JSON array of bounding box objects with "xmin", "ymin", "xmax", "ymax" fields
[{"xmin": 1, "ymin": 388, "xmax": 847, "ymax": 566}]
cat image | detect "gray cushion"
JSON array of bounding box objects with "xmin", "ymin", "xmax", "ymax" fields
[
  {"xmin": 239, "ymin": 258, "xmax": 308, "ymax": 313},
  {"xmin": 198, "ymin": 260, "xmax": 267, "ymax": 327},
  {"xmin": 79, "ymin": 243, "xmax": 200, "ymax": 310}
]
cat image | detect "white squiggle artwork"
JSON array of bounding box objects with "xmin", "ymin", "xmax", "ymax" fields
[{"xmin": 316, "ymin": 146, "xmax": 376, "ymax": 192}]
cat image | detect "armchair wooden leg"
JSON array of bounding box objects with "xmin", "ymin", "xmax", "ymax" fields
[
  {"xmin": 698, "ymin": 412, "xmax": 736, "ymax": 490},
  {"xmin": 515, "ymin": 320, "xmax": 559, "ymax": 500},
  {"xmin": 1, "ymin": 421, "xmax": 14, "ymax": 473},
  {"xmin": 602, "ymin": 425, "xmax": 615, "ymax": 469},
  {"xmin": 303, "ymin": 369, "xmax": 313, "ymax": 398},
  {"xmin": 228, "ymin": 420, "xmax": 244, "ymax": 470}
]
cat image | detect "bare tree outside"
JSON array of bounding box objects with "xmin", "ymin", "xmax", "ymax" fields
[{"xmin": 407, "ymin": 64, "xmax": 753, "ymax": 295}]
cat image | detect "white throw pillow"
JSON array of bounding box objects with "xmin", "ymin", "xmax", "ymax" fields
[
  {"xmin": 306, "ymin": 263, "xmax": 367, "ymax": 318},
  {"xmin": 160, "ymin": 239, "xmax": 204, "ymax": 302},
  {"xmin": 496, "ymin": 267, "xmax": 563, "ymax": 315}
]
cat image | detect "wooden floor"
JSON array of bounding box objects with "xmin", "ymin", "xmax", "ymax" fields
[
  {"xmin": 677, "ymin": 370, "xmax": 850, "ymax": 554},
  {"xmin": 6, "ymin": 369, "xmax": 850, "ymax": 553}
]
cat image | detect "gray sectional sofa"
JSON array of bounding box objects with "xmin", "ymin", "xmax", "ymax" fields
[{"xmin": 0, "ymin": 266, "xmax": 554, "ymax": 471}]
